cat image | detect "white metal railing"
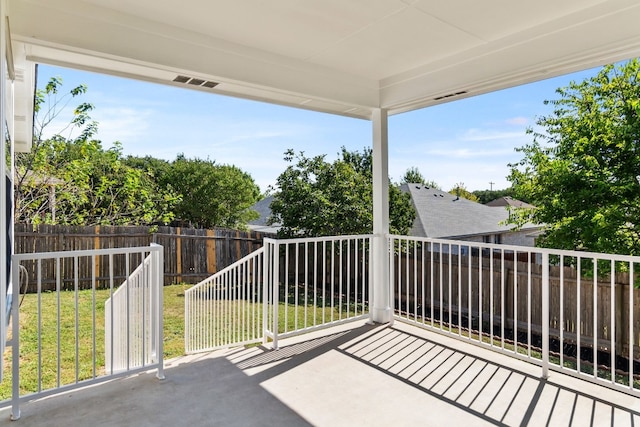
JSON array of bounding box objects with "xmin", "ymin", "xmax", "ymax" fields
[
  {"xmin": 389, "ymin": 234, "xmax": 640, "ymax": 397},
  {"xmin": 7, "ymin": 245, "xmax": 164, "ymax": 420},
  {"xmin": 185, "ymin": 247, "xmax": 265, "ymax": 353},
  {"xmin": 263, "ymin": 235, "xmax": 373, "ymax": 348},
  {"xmin": 185, "ymin": 235, "xmax": 373, "ymax": 353},
  {"xmin": 105, "ymin": 251, "xmax": 155, "ymax": 373}
]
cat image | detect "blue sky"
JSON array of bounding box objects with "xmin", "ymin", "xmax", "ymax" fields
[{"xmin": 37, "ymin": 63, "xmax": 601, "ymax": 193}]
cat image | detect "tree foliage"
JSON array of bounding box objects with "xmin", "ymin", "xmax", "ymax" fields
[
  {"xmin": 400, "ymin": 167, "xmax": 441, "ymax": 189},
  {"xmin": 508, "ymin": 60, "xmax": 640, "ymax": 254},
  {"xmin": 473, "ymin": 188, "xmax": 517, "ymax": 204},
  {"xmin": 16, "ymin": 77, "xmax": 261, "ymax": 230},
  {"xmin": 448, "ymin": 182, "xmax": 479, "ymax": 202},
  {"xmin": 269, "ymin": 148, "xmax": 415, "ymax": 237},
  {"xmin": 15, "ymin": 77, "xmax": 179, "ymax": 226},
  {"xmin": 160, "ymin": 155, "xmax": 260, "ymax": 229}
]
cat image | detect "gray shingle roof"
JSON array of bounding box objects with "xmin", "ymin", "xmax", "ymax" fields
[
  {"xmin": 248, "ymin": 196, "xmax": 274, "ymax": 227},
  {"xmin": 247, "ymin": 195, "xmax": 281, "ymax": 234},
  {"xmin": 486, "ymin": 196, "xmax": 535, "ymax": 208},
  {"xmin": 401, "ymin": 184, "xmax": 536, "ymax": 238},
  {"xmin": 251, "ymin": 187, "xmax": 539, "ymax": 238}
]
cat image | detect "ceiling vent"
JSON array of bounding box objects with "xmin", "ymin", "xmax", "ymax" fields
[
  {"xmin": 433, "ymin": 90, "xmax": 467, "ymax": 101},
  {"xmin": 173, "ymin": 75, "xmax": 190, "ymax": 83},
  {"xmin": 14, "ymin": 67, "xmax": 25, "ymax": 82},
  {"xmin": 173, "ymin": 75, "xmax": 219, "ymax": 89}
]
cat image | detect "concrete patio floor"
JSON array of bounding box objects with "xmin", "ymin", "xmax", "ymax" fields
[{"xmin": 3, "ymin": 321, "xmax": 640, "ymax": 426}]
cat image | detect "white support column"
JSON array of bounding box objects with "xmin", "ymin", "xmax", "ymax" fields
[{"xmin": 371, "ymin": 108, "xmax": 391, "ymax": 323}]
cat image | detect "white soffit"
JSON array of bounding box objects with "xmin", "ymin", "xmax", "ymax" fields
[{"xmin": 7, "ymin": 0, "xmax": 640, "ymax": 119}]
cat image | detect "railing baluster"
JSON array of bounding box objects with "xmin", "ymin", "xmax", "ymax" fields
[
  {"xmin": 577, "ymin": 256, "xmax": 581, "ymax": 375},
  {"xmin": 322, "ymin": 241, "xmax": 326, "ymax": 326},
  {"xmin": 339, "ymin": 239, "xmax": 344, "ymax": 321},
  {"xmin": 331, "ymin": 241, "xmax": 335, "ymax": 323},
  {"xmin": 448, "ymin": 244, "xmax": 452, "ymax": 333},
  {"xmin": 125, "ymin": 254, "xmax": 130, "ymax": 371},
  {"xmin": 527, "ymin": 251, "xmax": 532, "ymax": 358},
  {"xmin": 500, "ymin": 249, "xmax": 505, "ymax": 350},
  {"xmin": 346, "ymin": 239, "xmax": 351, "ymax": 319},
  {"xmin": 542, "ymin": 252, "xmax": 549, "ymax": 378},
  {"xmin": 304, "ymin": 242, "xmax": 309, "ymax": 328},
  {"xmin": 593, "ymin": 258, "xmax": 598, "ymax": 380},
  {"xmin": 458, "ymin": 245, "xmax": 462, "ymax": 337},
  {"xmin": 479, "ymin": 246, "xmax": 483, "ymax": 343},
  {"xmin": 406, "ymin": 238, "xmax": 410, "ymax": 320},
  {"xmin": 295, "ymin": 242, "xmax": 300, "ymax": 330},
  {"xmin": 560, "ymin": 254, "xmax": 564, "ymax": 369},
  {"xmin": 514, "ymin": 250, "xmax": 518, "ymax": 355},
  {"xmin": 423, "ymin": 241, "xmax": 427, "ymax": 327},
  {"xmin": 284, "ymin": 243, "xmax": 289, "ymax": 334},
  {"xmin": 92, "ymin": 255, "xmax": 97, "ymax": 378},
  {"xmin": 610, "ymin": 259, "xmax": 615, "ymax": 386},
  {"xmin": 629, "ymin": 262, "xmax": 634, "ymax": 391},
  {"xmin": 489, "ymin": 247, "xmax": 494, "ymax": 347},
  {"xmin": 56, "ymin": 257, "xmax": 61, "ymax": 388},
  {"xmin": 314, "ymin": 242, "xmax": 318, "ymax": 327},
  {"xmin": 37, "ymin": 260, "xmax": 42, "ymax": 392},
  {"xmin": 467, "ymin": 244, "xmax": 471, "ymax": 340},
  {"xmin": 429, "ymin": 241, "xmax": 434, "ymax": 328},
  {"xmin": 74, "ymin": 256, "xmax": 79, "ymax": 383},
  {"xmin": 439, "ymin": 242, "xmax": 443, "ymax": 332}
]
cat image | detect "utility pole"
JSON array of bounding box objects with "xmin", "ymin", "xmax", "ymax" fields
[{"xmin": 489, "ymin": 181, "xmax": 495, "ymax": 191}]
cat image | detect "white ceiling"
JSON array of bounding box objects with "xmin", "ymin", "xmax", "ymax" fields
[{"xmin": 7, "ymin": 0, "xmax": 640, "ymax": 119}]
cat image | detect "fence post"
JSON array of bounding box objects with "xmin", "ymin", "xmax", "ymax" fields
[
  {"xmin": 368, "ymin": 236, "xmax": 374, "ymax": 324},
  {"xmin": 151, "ymin": 244, "xmax": 165, "ymax": 380},
  {"xmin": 541, "ymin": 252, "xmax": 550, "ymax": 379},
  {"xmin": 272, "ymin": 240, "xmax": 280, "ymax": 350},
  {"xmin": 11, "ymin": 256, "xmax": 21, "ymax": 420},
  {"xmin": 262, "ymin": 240, "xmax": 270, "ymax": 345},
  {"xmin": 388, "ymin": 236, "xmax": 395, "ymax": 326}
]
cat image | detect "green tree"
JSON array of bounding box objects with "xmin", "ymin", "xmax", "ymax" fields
[
  {"xmin": 123, "ymin": 155, "xmax": 171, "ymax": 182},
  {"xmin": 163, "ymin": 155, "xmax": 260, "ymax": 229},
  {"xmin": 400, "ymin": 167, "xmax": 441, "ymax": 189},
  {"xmin": 448, "ymin": 182, "xmax": 479, "ymax": 202},
  {"xmin": 15, "ymin": 77, "xmax": 179, "ymax": 226},
  {"xmin": 17, "ymin": 138, "xmax": 179, "ymax": 225},
  {"xmin": 473, "ymin": 188, "xmax": 518, "ymax": 204},
  {"xmin": 269, "ymin": 147, "xmax": 415, "ymax": 237},
  {"xmin": 508, "ymin": 60, "xmax": 640, "ymax": 254}
]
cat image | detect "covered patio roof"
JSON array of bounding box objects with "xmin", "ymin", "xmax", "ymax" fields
[{"xmin": 8, "ymin": 0, "xmax": 640, "ymax": 121}]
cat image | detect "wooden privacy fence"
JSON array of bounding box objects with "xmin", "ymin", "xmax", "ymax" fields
[
  {"xmin": 393, "ymin": 248, "xmax": 640, "ymax": 359},
  {"xmin": 14, "ymin": 224, "xmax": 273, "ymax": 290}
]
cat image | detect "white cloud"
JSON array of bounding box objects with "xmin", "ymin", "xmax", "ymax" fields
[
  {"xmin": 505, "ymin": 116, "xmax": 530, "ymax": 126},
  {"xmin": 460, "ymin": 128, "xmax": 525, "ymax": 142},
  {"xmin": 93, "ymin": 107, "xmax": 153, "ymax": 145}
]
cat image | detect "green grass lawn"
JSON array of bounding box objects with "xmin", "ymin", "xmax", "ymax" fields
[
  {"xmin": 0, "ymin": 284, "xmax": 190, "ymax": 400},
  {"xmin": 0, "ymin": 283, "xmax": 354, "ymax": 401}
]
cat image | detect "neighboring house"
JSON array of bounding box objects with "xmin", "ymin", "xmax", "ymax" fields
[
  {"xmin": 486, "ymin": 196, "xmax": 535, "ymax": 209},
  {"xmin": 250, "ymin": 187, "xmax": 542, "ymax": 246},
  {"xmin": 401, "ymin": 183, "xmax": 541, "ymax": 247},
  {"xmin": 247, "ymin": 196, "xmax": 281, "ymax": 234}
]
